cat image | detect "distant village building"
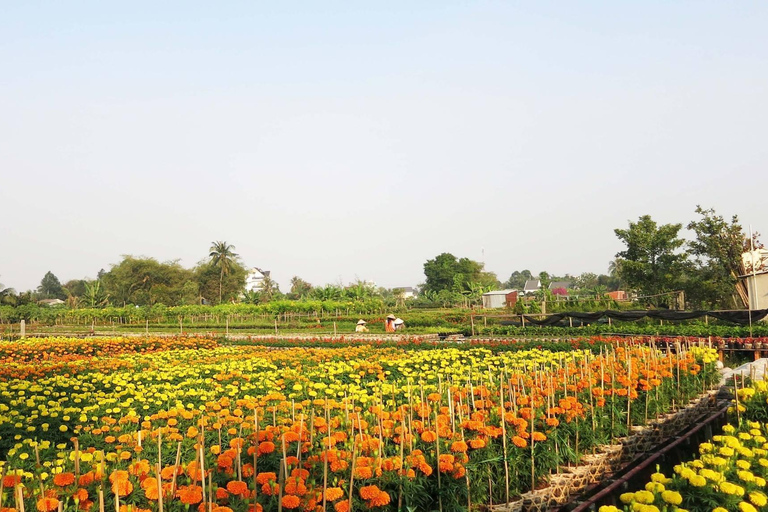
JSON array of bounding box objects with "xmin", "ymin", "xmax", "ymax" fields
[
  {"xmin": 606, "ymin": 290, "xmax": 628, "ymax": 301},
  {"xmin": 394, "ymin": 287, "xmax": 416, "ymax": 299},
  {"xmin": 523, "ymin": 279, "xmax": 541, "ymax": 295},
  {"xmin": 245, "ymin": 267, "xmax": 270, "ymax": 292},
  {"xmin": 38, "ymin": 298, "xmax": 65, "ymax": 306},
  {"xmin": 482, "ymin": 289, "xmax": 518, "ymax": 309},
  {"xmin": 547, "ymin": 281, "xmax": 572, "ymax": 291}
]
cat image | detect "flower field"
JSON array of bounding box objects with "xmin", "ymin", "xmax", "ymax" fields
[
  {"xmin": 0, "ymin": 336, "xmax": 719, "ymax": 512},
  {"xmin": 613, "ymin": 373, "xmax": 768, "ymax": 512}
]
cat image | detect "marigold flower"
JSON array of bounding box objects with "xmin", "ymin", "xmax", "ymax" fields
[
  {"xmin": 281, "ymin": 495, "xmax": 300, "ymax": 509},
  {"xmin": 512, "ymin": 436, "xmax": 527, "ymax": 448},
  {"xmin": 660, "ymin": 490, "xmax": 682, "ymax": 506},
  {"xmin": 226, "ymin": 480, "xmax": 249, "ymax": 497},
  {"xmin": 177, "ymin": 485, "xmax": 203, "ymax": 505},
  {"xmin": 36, "ymin": 497, "xmax": 59, "ymax": 512},
  {"xmin": 53, "ymin": 472, "xmax": 75, "ymax": 487},
  {"xmin": 323, "ymin": 487, "xmax": 344, "ymax": 501},
  {"xmin": 255, "ymin": 472, "xmax": 277, "ymax": 485},
  {"xmin": 420, "ymin": 430, "xmax": 437, "ymax": 443},
  {"xmin": 469, "ymin": 438, "xmax": 486, "ymax": 449}
]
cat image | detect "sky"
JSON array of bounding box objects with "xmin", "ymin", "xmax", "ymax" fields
[{"xmin": 1, "ymin": 1, "xmax": 767, "ymax": 293}]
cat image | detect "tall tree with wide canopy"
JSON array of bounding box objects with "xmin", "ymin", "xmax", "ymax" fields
[
  {"xmin": 423, "ymin": 252, "xmax": 499, "ymax": 294},
  {"xmin": 614, "ymin": 215, "xmax": 687, "ymax": 306},
  {"xmin": 209, "ymin": 241, "xmax": 239, "ymax": 304},
  {"xmin": 686, "ymin": 206, "xmax": 754, "ymax": 308},
  {"xmin": 37, "ymin": 271, "xmax": 66, "ymax": 299}
]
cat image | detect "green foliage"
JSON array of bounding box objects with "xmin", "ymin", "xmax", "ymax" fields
[
  {"xmin": 194, "ymin": 259, "xmax": 247, "ymax": 305},
  {"xmin": 615, "ymin": 215, "xmax": 687, "ymax": 305},
  {"xmin": 208, "ymin": 241, "xmax": 240, "ymax": 304},
  {"xmin": 685, "ymin": 206, "xmax": 748, "ymax": 309},
  {"xmin": 504, "ymin": 270, "xmax": 533, "ymax": 289},
  {"xmin": 37, "ymin": 271, "xmax": 65, "ymax": 300},
  {"xmin": 423, "ymin": 252, "xmax": 499, "ymax": 295},
  {"xmin": 101, "ymin": 256, "xmax": 196, "ymax": 306},
  {"xmin": 288, "ymin": 276, "xmax": 313, "ymax": 299}
]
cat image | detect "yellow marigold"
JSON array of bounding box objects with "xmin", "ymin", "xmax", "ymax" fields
[
  {"xmin": 688, "ymin": 475, "xmax": 707, "ymax": 487},
  {"xmin": 739, "ymin": 502, "xmax": 757, "ymax": 512},
  {"xmin": 619, "ymin": 492, "xmax": 635, "ymax": 504},
  {"xmin": 645, "ymin": 482, "xmax": 664, "ymax": 493},
  {"xmin": 749, "ymin": 492, "xmax": 768, "ymax": 507},
  {"xmin": 634, "ymin": 490, "xmax": 654, "ymax": 504},
  {"xmin": 661, "ymin": 490, "xmax": 682, "ymax": 506}
]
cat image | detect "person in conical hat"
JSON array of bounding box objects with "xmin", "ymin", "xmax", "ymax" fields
[
  {"xmin": 393, "ymin": 317, "xmax": 404, "ymax": 331},
  {"xmin": 355, "ymin": 319, "xmax": 369, "ymax": 332},
  {"xmin": 385, "ymin": 314, "xmax": 396, "ymax": 333}
]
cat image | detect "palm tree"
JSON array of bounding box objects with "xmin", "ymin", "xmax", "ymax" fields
[{"xmin": 209, "ymin": 241, "xmax": 239, "ymax": 304}]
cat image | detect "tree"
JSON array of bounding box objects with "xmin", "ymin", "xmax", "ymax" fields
[
  {"xmin": 614, "ymin": 215, "xmax": 687, "ymax": 306},
  {"xmin": 63, "ymin": 279, "xmax": 87, "ymax": 298},
  {"xmin": 37, "ymin": 271, "xmax": 65, "ymax": 299},
  {"xmin": 0, "ymin": 278, "xmax": 16, "ymax": 306},
  {"xmin": 686, "ymin": 206, "xmax": 751, "ymax": 308},
  {"xmin": 83, "ymin": 280, "xmax": 109, "ymax": 308},
  {"xmin": 288, "ymin": 276, "xmax": 313, "ymax": 299},
  {"xmin": 102, "ymin": 256, "xmax": 194, "ymax": 306},
  {"xmin": 258, "ymin": 274, "xmax": 281, "ymax": 303},
  {"xmin": 423, "ymin": 253, "xmax": 499, "ymax": 294},
  {"xmin": 209, "ymin": 241, "xmax": 239, "ymax": 304},
  {"xmin": 504, "ymin": 270, "xmax": 532, "ymax": 290},
  {"xmin": 194, "ymin": 259, "xmax": 247, "ymax": 304}
]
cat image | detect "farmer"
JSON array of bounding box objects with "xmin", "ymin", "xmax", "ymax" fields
[
  {"xmin": 394, "ymin": 318, "xmax": 404, "ymax": 331},
  {"xmin": 385, "ymin": 314, "xmax": 396, "ymax": 332},
  {"xmin": 355, "ymin": 319, "xmax": 369, "ymax": 332}
]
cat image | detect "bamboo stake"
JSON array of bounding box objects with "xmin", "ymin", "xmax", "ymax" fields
[
  {"xmin": 170, "ymin": 442, "xmax": 182, "ymax": 499},
  {"xmin": 499, "ymin": 376, "xmax": 510, "ymax": 504},
  {"xmin": 157, "ymin": 431, "xmax": 164, "ymax": 512}
]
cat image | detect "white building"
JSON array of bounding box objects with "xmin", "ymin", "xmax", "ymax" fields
[
  {"xmin": 245, "ymin": 268, "xmax": 271, "ymax": 292},
  {"xmin": 394, "ymin": 287, "xmax": 416, "ymax": 299}
]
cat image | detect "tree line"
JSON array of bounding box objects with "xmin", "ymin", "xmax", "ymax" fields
[{"xmin": 0, "ymin": 206, "xmax": 760, "ymax": 312}]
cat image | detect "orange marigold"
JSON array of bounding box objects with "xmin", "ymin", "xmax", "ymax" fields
[
  {"xmin": 257, "ymin": 441, "xmax": 275, "ymax": 455},
  {"xmin": 370, "ymin": 490, "xmax": 391, "ymax": 507},
  {"xmin": 53, "ymin": 472, "xmax": 75, "ymax": 487},
  {"xmin": 36, "ymin": 498, "xmax": 59, "ymax": 512},
  {"xmin": 468, "ymin": 438, "xmax": 486, "ymax": 449},
  {"xmin": 255, "ymin": 472, "xmax": 277, "ymax": 485},
  {"xmin": 512, "ymin": 436, "xmax": 527, "ymax": 448},
  {"xmin": 323, "ymin": 487, "xmax": 344, "ymax": 502},
  {"xmin": 111, "ymin": 478, "xmax": 134, "ymax": 497},
  {"xmin": 359, "ymin": 485, "xmax": 381, "ymax": 501},
  {"xmin": 226, "ymin": 480, "xmax": 249, "ymax": 497},
  {"xmin": 532, "ymin": 432, "xmax": 547, "ymax": 442},
  {"xmin": 281, "ymin": 495, "xmax": 301, "ymax": 509},
  {"xmin": 450, "ymin": 441, "xmax": 468, "ymax": 453},
  {"xmin": 420, "ymin": 430, "xmax": 437, "ymax": 443},
  {"xmin": 334, "ymin": 501, "xmax": 350, "ymax": 512},
  {"xmin": 177, "ymin": 485, "xmax": 203, "ymax": 505}
]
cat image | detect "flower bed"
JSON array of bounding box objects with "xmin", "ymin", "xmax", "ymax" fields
[{"xmin": 0, "ymin": 337, "xmax": 719, "ymax": 512}]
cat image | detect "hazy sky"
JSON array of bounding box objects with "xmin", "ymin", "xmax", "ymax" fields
[{"xmin": 1, "ymin": 1, "xmax": 767, "ymax": 293}]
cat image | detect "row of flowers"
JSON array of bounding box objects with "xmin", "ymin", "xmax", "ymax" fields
[{"xmin": 0, "ymin": 337, "xmax": 720, "ymax": 511}]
